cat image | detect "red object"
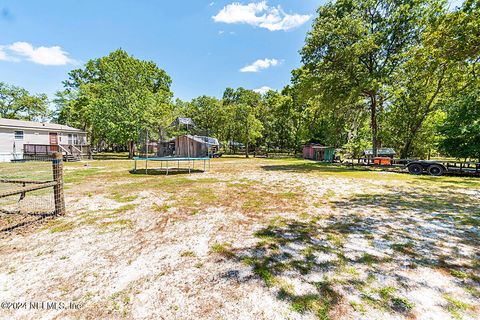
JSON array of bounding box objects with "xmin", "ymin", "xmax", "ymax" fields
[
  {"xmin": 49, "ymin": 132, "xmax": 59, "ymax": 152},
  {"xmin": 374, "ymin": 157, "xmax": 392, "ymax": 165},
  {"xmin": 303, "ymin": 145, "xmax": 315, "ymax": 159}
]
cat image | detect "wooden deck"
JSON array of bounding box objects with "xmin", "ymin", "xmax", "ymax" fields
[{"xmin": 23, "ymin": 144, "xmax": 91, "ymax": 161}]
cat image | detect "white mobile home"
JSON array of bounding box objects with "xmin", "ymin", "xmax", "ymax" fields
[{"xmin": 0, "ymin": 118, "xmax": 90, "ymax": 162}]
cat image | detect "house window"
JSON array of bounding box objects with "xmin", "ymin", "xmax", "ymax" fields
[
  {"xmin": 68, "ymin": 134, "xmax": 73, "ymax": 145},
  {"xmin": 73, "ymin": 134, "xmax": 79, "ymax": 145},
  {"xmin": 14, "ymin": 131, "xmax": 24, "ymax": 140}
]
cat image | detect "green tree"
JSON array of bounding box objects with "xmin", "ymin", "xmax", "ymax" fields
[
  {"xmin": 438, "ymin": 86, "xmax": 480, "ymax": 161},
  {"xmin": 261, "ymin": 87, "xmax": 309, "ymax": 154},
  {"xmin": 301, "ymin": 0, "xmax": 443, "ymax": 156},
  {"xmin": 290, "ymin": 67, "xmax": 368, "ymax": 154},
  {"xmin": 234, "ymin": 103, "xmax": 263, "ymax": 157},
  {"xmin": 383, "ymin": 0, "xmax": 480, "ymax": 158},
  {"xmin": 186, "ymin": 95, "xmax": 224, "ymax": 138},
  {"xmin": 222, "ymin": 88, "xmax": 263, "ymax": 157},
  {"xmin": 56, "ymin": 49, "xmax": 173, "ymax": 157},
  {"xmin": 0, "ymin": 82, "xmax": 49, "ymax": 120}
]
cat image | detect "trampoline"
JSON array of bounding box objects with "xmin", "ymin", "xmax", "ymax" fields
[
  {"xmin": 134, "ymin": 118, "xmax": 216, "ymax": 175},
  {"xmin": 133, "ymin": 156, "xmax": 211, "ymax": 175}
]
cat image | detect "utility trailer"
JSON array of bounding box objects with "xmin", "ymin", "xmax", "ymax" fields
[
  {"xmin": 402, "ymin": 160, "xmax": 480, "ymax": 176},
  {"xmin": 350, "ymin": 158, "xmax": 480, "ymax": 177}
]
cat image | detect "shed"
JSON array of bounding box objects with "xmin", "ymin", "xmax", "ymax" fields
[
  {"xmin": 364, "ymin": 148, "xmax": 396, "ymax": 159},
  {"xmin": 174, "ymin": 135, "xmax": 210, "ymax": 158},
  {"xmin": 303, "ymin": 143, "xmax": 335, "ymax": 162}
]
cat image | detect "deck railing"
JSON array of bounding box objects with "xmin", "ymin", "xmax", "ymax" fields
[{"xmin": 23, "ymin": 144, "xmax": 91, "ymax": 159}]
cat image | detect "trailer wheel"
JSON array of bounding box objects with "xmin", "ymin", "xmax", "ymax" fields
[
  {"xmin": 408, "ymin": 163, "xmax": 423, "ymax": 175},
  {"xmin": 427, "ymin": 164, "xmax": 444, "ymax": 176}
]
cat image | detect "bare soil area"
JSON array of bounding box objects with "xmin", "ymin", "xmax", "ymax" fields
[{"xmin": 0, "ymin": 157, "xmax": 479, "ymax": 319}]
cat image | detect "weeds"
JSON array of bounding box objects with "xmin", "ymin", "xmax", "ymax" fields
[{"xmin": 210, "ymin": 242, "xmax": 235, "ymax": 258}]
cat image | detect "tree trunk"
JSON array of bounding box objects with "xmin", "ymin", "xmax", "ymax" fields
[
  {"xmin": 370, "ymin": 94, "xmax": 378, "ymax": 157},
  {"xmin": 245, "ymin": 119, "xmax": 249, "ymax": 158},
  {"xmin": 401, "ymin": 141, "xmax": 412, "ymax": 159},
  {"xmin": 400, "ymin": 69, "xmax": 446, "ymax": 160},
  {"xmin": 401, "ymin": 112, "xmax": 430, "ymax": 159},
  {"xmin": 128, "ymin": 140, "xmax": 135, "ymax": 159}
]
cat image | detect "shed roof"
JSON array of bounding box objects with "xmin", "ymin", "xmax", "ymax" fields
[
  {"xmin": 0, "ymin": 118, "xmax": 85, "ymax": 133},
  {"xmin": 364, "ymin": 148, "xmax": 396, "ymax": 155},
  {"xmin": 183, "ymin": 135, "xmax": 219, "ymax": 147},
  {"xmin": 195, "ymin": 136, "xmax": 219, "ymax": 146},
  {"xmin": 304, "ymin": 143, "xmax": 333, "ymax": 149}
]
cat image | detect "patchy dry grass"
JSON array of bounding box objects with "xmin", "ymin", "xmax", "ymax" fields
[{"xmin": 0, "ymin": 157, "xmax": 479, "ymax": 319}]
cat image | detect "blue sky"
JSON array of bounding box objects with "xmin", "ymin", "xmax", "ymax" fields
[
  {"xmin": 0, "ymin": 0, "xmax": 464, "ymax": 102},
  {"xmin": 0, "ymin": 1, "xmax": 323, "ymax": 101}
]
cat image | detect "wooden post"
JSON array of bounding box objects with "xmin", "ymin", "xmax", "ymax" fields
[{"xmin": 52, "ymin": 152, "xmax": 66, "ymax": 215}]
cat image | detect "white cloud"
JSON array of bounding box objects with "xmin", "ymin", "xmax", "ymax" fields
[
  {"xmin": 253, "ymin": 86, "xmax": 274, "ymax": 94},
  {"xmin": 0, "ymin": 45, "xmax": 19, "ymax": 62},
  {"xmin": 213, "ymin": 1, "xmax": 311, "ymax": 31},
  {"xmin": 218, "ymin": 30, "xmax": 236, "ymax": 36},
  {"xmin": 1, "ymin": 42, "xmax": 76, "ymax": 66},
  {"xmin": 240, "ymin": 58, "xmax": 278, "ymax": 72},
  {"xmin": 0, "ymin": 46, "xmax": 7, "ymax": 61},
  {"xmin": 209, "ymin": 2, "xmax": 215, "ymax": 6}
]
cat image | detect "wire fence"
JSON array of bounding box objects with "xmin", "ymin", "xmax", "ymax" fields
[{"xmin": 0, "ymin": 154, "xmax": 65, "ymax": 232}]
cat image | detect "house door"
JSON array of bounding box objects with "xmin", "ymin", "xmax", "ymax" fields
[{"xmin": 49, "ymin": 133, "xmax": 58, "ymax": 152}]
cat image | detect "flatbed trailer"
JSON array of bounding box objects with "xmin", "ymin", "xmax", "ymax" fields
[{"xmin": 349, "ymin": 158, "xmax": 480, "ymax": 177}]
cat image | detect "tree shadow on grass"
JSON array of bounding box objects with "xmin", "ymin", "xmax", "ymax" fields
[
  {"xmin": 92, "ymin": 153, "xmax": 130, "ymax": 160},
  {"xmin": 261, "ymin": 162, "xmax": 480, "ymax": 181},
  {"xmin": 261, "ymin": 162, "xmax": 362, "ymax": 174},
  {"xmin": 420, "ymin": 177, "xmax": 480, "ymax": 188},
  {"xmin": 217, "ymin": 187, "xmax": 480, "ymax": 318}
]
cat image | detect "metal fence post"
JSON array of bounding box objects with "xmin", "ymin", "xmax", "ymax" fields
[{"xmin": 52, "ymin": 152, "xmax": 66, "ymax": 215}]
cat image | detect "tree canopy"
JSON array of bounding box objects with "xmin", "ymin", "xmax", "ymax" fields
[
  {"xmin": 54, "ymin": 49, "xmax": 173, "ymax": 157},
  {"xmin": 0, "ymin": 82, "xmax": 49, "ymax": 120},
  {"xmin": 5, "ymin": 0, "xmax": 477, "ymax": 161}
]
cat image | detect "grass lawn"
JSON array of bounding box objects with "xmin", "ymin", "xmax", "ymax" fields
[{"xmin": 0, "ymin": 157, "xmax": 479, "ymax": 319}]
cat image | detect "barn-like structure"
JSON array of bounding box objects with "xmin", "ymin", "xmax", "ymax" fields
[{"xmin": 303, "ymin": 143, "xmax": 335, "ymax": 162}]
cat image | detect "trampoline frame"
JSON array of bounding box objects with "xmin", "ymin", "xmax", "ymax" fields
[{"xmin": 133, "ymin": 157, "xmax": 211, "ymax": 175}]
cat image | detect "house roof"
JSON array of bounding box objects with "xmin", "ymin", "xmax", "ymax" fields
[
  {"xmin": 364, "ymin": 148, "xmax": 396, "ymax": 155},
  {"xmin": 0, "ymin": 118, "xmax": 85, "ymax": 133}
]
